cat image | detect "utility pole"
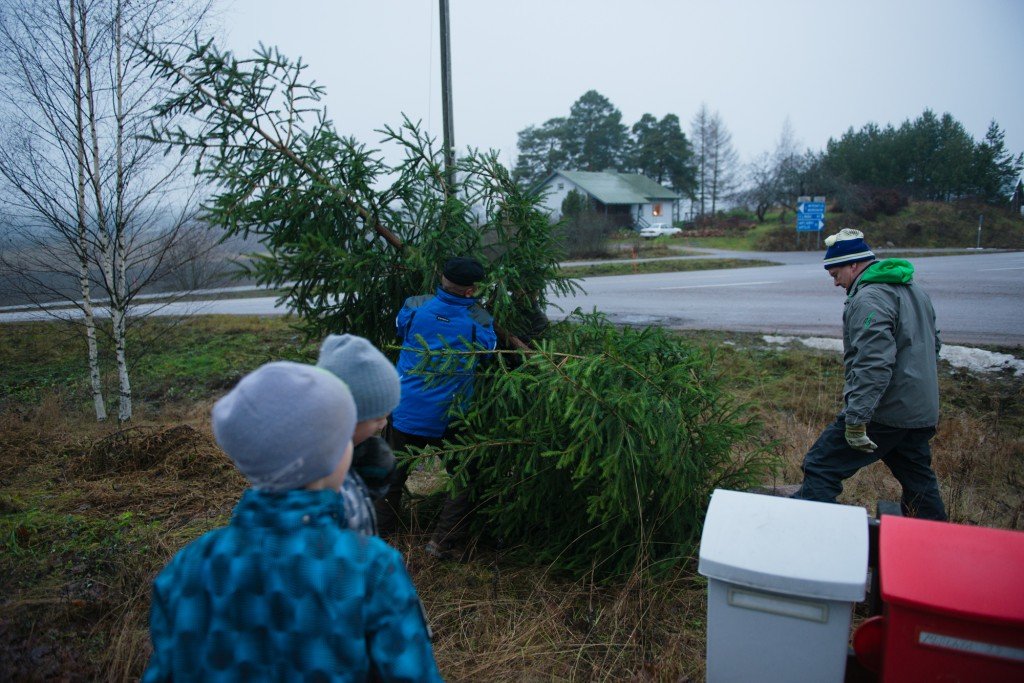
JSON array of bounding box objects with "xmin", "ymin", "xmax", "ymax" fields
[{"xmin": 438, "ymin": 0, "xmax": 456, "ymax": 195}]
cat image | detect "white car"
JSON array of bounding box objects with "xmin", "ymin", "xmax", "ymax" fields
[{"xmin": 639, "ymin": 223, "xmax": 682, "ymax": 238}]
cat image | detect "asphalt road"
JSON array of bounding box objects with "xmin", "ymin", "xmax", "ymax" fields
[
  {"xmin": 548, "ymin": 249, "xmax": 1024, "ymax": 346},
  {"xmin": 3, "ymin": 250, "xmax": 1022, "ymax": 346}
]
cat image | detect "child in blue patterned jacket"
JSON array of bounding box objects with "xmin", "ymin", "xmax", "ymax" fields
[{"xmin": 143, "ymin": 361, "xmax": 442, "ymax": 682}]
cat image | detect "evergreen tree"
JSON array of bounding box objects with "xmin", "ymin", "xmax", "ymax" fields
[
  {"xmin": 657, "ymin": 113, "xmax": 698, "ymax": 197},
  {"xmin": 144, "ymin": 41, "xmax": 783, "ymax": 581},
  {"xmin": 973, "ymin": 121, "xmax": 1024, "ymax": 203},
  {"xmin": 453, "ymin": 312, "xmax": 777, "ymax": 578},
  {"xmin": 629, "ymin": 113, "xmax": 661, "ymax": 179},
  {"xmin": 904, "ymin": 109, "xmax": 941, "ymax": 197},
  {"xmin": 512, "ymin": 117, "xmax": 568, "ymax": 189},
  {"xmin": 562, "ymin": 90, "xmax": 629, "ymax": 171},
  {"xmin": 143, "ymin": 40, "xmax": 578, "ymax": 351},
  {"xmin": 514, "ymin": 93, "xmax": 697, "ymax": 193},
  {"xmin": 820, "ymin": 109, "xmax": 1020, "ymax": 206},
  {"xmin": 560, "ymin": 188, "xmax": 590, "ymax": 218},
  {"xmin": 630, "ymin": 113, "xmax": 696, "ymax": 196}
]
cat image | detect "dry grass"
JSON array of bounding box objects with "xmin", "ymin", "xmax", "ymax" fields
[
  {"xmin": 715, "ymin": 338, "xmax": 1024, "ymax": 529},
  {"xmin": 0, "ymin": 406, "xmax": 707, "ymax": 681},
  {"xmin": 2, "ymin": 320, "xmax": 1022, "ymax": 681}
]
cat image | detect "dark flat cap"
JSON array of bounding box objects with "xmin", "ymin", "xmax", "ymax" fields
[{"xmin": 443, "ymin": 257, "xmax": 485, "ymax": 286}]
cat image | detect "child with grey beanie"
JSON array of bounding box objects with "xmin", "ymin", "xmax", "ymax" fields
[
  {"xmin": 143, "ymin": 360, "xmax": 442, "ymax": 681},
  {"xmin": 211, "ymin": 360, "xmax": 357, "ymax": 491},
  {"xmin": 317, "ymin": 334, "xmax": 402, "ymax": 536}
]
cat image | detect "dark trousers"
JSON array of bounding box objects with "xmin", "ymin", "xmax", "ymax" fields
[
  {"xmin": 378, "ymin": 426, "xmax": 475, "ymax": 546},
  {"xmin": 793, "ymin": 417, "xmax": 947, "ymax": 521}
]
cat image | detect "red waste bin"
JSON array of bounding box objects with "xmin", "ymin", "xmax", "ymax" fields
[{"xmin": 855, "ymin": 516, "xmax": 1024, "ymax": 682}]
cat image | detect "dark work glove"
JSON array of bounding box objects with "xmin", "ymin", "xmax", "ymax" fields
[{"xmin": 351, "ymin": 436, "xmax": 396, "ymax": 500}]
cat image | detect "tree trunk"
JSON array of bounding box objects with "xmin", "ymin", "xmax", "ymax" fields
[
  {"xmin": 113, "ymin": 227, "xmax": 131, "ymax": 422},
  {"xmin": 82, "ymin": 0, "xmax": 132, "ymax": 422},
  {"xmin": 112, "ymin": 0, "xmax": 131, "ymax": 422},
  {"xmin": 71, "ymin": 0, "xmax": 107, "ymax": 421},
  {"xmin": 80, "ymin": 262, "xmax": 107, "ymax": 421}
]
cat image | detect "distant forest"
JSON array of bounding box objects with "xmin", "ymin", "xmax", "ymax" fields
[{"xmin": 514, "ymin": 91, "xmax": 1023, "ymax": 220}]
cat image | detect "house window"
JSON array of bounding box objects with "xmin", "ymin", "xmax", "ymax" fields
[
  {"xmin": 557, "ymin": 183, "xmax": 564, "ymax": 190},
  {"xmin": 652, "ymin": 203, "xmax": 662, "ymax": 217}
]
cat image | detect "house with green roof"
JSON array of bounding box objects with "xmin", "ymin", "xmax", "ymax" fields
[{"xmin": 536, "ymin": 170, "xmax": 681, "ymax": 229}]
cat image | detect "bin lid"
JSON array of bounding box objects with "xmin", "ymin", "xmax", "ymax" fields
[
  {"xmin": 880, "ymin": 516, "xmax": 1024, "ymax": 625},
  {"xmin": 698, "ymin": 489, "xmax": 868, "ymax": 601}
]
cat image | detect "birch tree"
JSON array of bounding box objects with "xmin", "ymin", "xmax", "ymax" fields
[{"xmin": 0, "ymin": 0, "xmax": 213, "ymax": 422}]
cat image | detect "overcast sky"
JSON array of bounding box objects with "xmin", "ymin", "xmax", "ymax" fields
[{"xmin": 224, "ymin": 0, "xmax": 1024, "ymax": 173}]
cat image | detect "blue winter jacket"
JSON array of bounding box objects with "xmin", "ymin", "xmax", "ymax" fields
[
  {"xmin": 143, "ymin": 488, "xmax": 442, "ymax": 682},
  {"xmin": 391, "ymin": 288, "xmax": 497, "ymax": 438}
]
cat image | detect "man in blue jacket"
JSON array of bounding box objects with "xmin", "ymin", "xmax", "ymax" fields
[{"xmin": 379, "ymin": 257, "xmax": 498, "ymax": 557}]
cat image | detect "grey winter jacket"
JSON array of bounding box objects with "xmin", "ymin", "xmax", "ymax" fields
[{"xmin": 841, "ymin": 259, "xmax": 941, "ymax": 428}]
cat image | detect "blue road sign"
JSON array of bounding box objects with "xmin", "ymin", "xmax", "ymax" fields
[{"xmin": 797, "ymin": 201, "xmax": 825, "ymax": 232}]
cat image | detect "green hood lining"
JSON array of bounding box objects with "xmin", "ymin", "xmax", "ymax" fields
[{"xmin": 859, "ymin": 258, "xmax": 914, "ymax": 284}]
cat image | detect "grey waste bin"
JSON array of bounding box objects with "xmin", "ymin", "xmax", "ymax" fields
[{"xmin": 698, "ymin": 489, "xmax": 868, "ymax": 682}]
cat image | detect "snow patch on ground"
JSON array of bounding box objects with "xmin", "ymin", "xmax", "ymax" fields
[{"xmin": 762, "ymin": 335, "xmax": 1024, "ymax": 377}]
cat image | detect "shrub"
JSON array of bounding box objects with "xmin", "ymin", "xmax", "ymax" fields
[
  {"xmin": 554, "ymin": 210, "xmax": 617, "ymax": 259},
  {"xmin": 834, "ymin": 185, "xmax": 908, "ymax": 220},
  {"xmin": 692, "ymin": 211, "xmax": 756, "ymax": 232},
  {"xmin": 754, "ymin": 225, "xmax": 821, "ymax": 251},
  {"xmin": 447, "ymin": 312, "xmax": 779, "ymax": 579}
]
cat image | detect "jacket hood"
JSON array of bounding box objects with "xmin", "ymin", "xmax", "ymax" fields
[
  {"xmin": 435, "ymin": 286, "xmax": 478, "ymax": 306},
  {"xmin": 859, "ymin": 258, "xmax": 914, "ymax": 285},
  {"xmin": 231, "ymin": 488, "xmax": 348, "ymax": 529}
]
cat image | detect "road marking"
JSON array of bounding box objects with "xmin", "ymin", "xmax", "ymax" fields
[
  {"xmin": 657, "ymin": 280, "xmax": 780, "ymax": 290},
  {"xmin": 979, "ymin": 266, "xmax": 1024, "ymax": 271}
]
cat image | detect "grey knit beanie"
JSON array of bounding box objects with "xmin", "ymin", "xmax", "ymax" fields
[
  {"xmin": 316, "ymin": 334, "xmax": 400, "ymax": 421},
  {"xmin": 212, "ymin": 361, "xmax": 357, "ymax": 491}
]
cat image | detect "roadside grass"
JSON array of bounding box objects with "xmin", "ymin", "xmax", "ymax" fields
[
  {"xmin": 1, "ymin": 317, "xmax": 1021, "ymax": 680},
  {"xmin": 127, "ymin": 316, "xmax": 317, "ymax": 406},
  {"xmin": 559, "ymin": 258, "xmax": 778, "ymax": 278},
  {"xmin": 873, "ymin": 249, "xmax": 1002, "ymax": 259},
  {"xmin": 601, "ymin": 237, "xmax": 698, "ymax": 259},
  {"xmin": 0, "ymin": 317, "xmax": 318, "ymax": 410},
  {"xmin": 677, "ymin": 227, "xmax": 768, "ymax": 251}
]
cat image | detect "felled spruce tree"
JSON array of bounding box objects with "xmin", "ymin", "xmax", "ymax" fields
[
  {"xmin": 143, "ymin": 40, "xmax": 576, "ymax": 349},
  {"xmin": 448, "ymin": 312, "xmax": 777, "ymax": 578},
  {"xmin": 144, "ymin": 39, "xmax": 778, "ymax": 579}
]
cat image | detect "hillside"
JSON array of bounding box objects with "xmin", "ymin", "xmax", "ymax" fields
[{"xmin": 691, "ymin": 201, "xmax": 1024, "ymax": 252}]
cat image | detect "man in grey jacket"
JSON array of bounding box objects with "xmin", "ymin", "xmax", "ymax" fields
[{"xmin": 792, "ymin": 228, "xmax": 947, "ymax": 520}]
